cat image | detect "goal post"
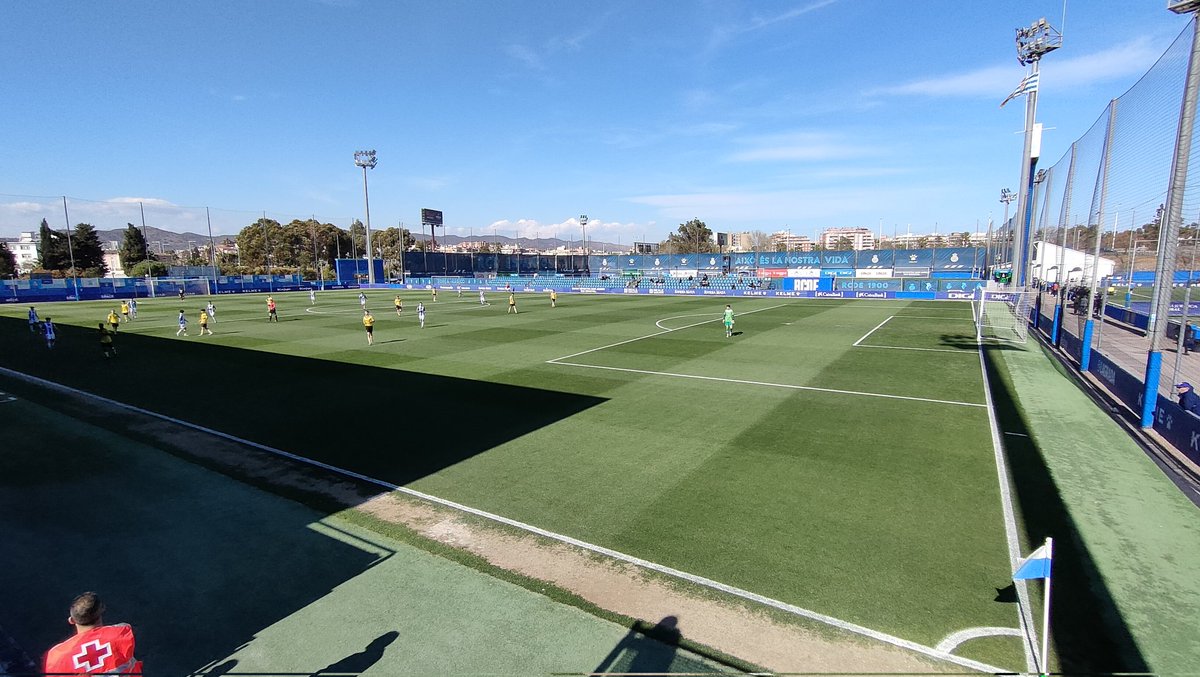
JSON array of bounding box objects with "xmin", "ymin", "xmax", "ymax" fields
[
  {"xmin": 974, "ymin": 288, "xmax": 1034, "ymax": 343},
  {"xmin": 147, "ymin": 277, "xmax": 212, "ymax": 298}
]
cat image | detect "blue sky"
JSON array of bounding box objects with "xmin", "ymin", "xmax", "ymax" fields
[{"xmin": 0, "ymin": 1, "xmax": 1189, "ymax": 244}]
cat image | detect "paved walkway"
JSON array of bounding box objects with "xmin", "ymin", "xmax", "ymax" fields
[{"xmin": 1034, "ymin": 291, "xmax": 1200, "ymax": 484}]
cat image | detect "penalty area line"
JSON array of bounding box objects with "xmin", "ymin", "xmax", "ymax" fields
[
  {"xmin": 0, "ymin": 364, "xmax": 1005, "ymax": 674},
  {"xmin": 550, "ymin": 304, "xmax": 786, "ymax": 363},
  {"xmin": 549, "ymin": 361, "xmax": 985, "ymax": 408}
]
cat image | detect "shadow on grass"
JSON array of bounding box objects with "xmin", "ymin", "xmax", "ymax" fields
[
  {"xmin": 0, "ymin": 396, "xmax": 393, "ymax": 676},
  {"xmin": 0, "ymin": 316, "xmax": 605, "ymax": 487},
  {"xmin": 0, "ymin": 314, "xmax": 608, "ymax": 673},
  {"xmin": 981, "ymin": 344, "xmax": 1148, "ymax": 673}
]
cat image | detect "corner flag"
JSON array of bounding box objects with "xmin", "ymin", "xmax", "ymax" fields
[
  {"xmin": 1013, "ymin": 540, "xmax": 1052, "ymax": 580},
  {"xmin": 1000, "ymin": 72, "xmax": 1039, "ymax": 108},
  {"xmin": 1014, "ymin": 537, "xmax": 1054, "ymax": 674}
]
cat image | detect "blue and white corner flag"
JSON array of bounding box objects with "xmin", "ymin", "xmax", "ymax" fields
[
  {"xmin": 1013, "ymin": 540, "xmax": 1053, "ymax": 580},
  {"xmin": 1000, "ymin": 72, "xmax": 1039, "ymax": 108}
]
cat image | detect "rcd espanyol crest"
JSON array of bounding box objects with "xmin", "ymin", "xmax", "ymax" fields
[
  {"xmin": 681, "ymin": 258, "xmax": 687, "ymax": 265},
  {"xmin": 908, "ymin": 254, "xmax": 918, "ymax": 262},
  {"xmin": 871, "ymin": 254, "xmax": 879, "ymax": 264},
  {"xmin": 709, "ymin": 257, "xmax": 716, "ymax": 265},
  {"xmin": 654, "ymin": 258, "xmax": 661, "ymax": 266},
  {"xmin": 602, "ymin": 258, "xmax": 609, "ymax": 266},
  {"xmin": 628, "ymin": 258, "xmax": 635, "ymax": 265},
  {"xmin": 950, "ymin": 253, "xmax": 959, "ymax": 262}
]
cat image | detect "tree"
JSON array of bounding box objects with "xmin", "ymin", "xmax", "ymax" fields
[
  {"xmin": 835, "ymin": 236, "xmax": 853, "ymax": 251},
  {"xmin": 662, "ymin": 218, "xmax": 716, "ymax": 254},
  {"xmin": 0, "ymin": 241, "xmax": 16, "ymax": 277},
  {"xmin": 37, "ymin": 219, "xmax": 71, "ymax": 272},
  {"xmin": 348, "ymin": 220, "xmax": 366, "ymax": 257},
  {"xmin": 119, "ymin": 224, "xmax": 150, "ymax": 275},
  {"xmin": 235, "ymin": 218, "xmax": 284, "ymax": 271},
  {"xmin": 128, "ymin": 259, "xmax": 170, "ymax": 277},
  {"xmin": 747, "ymin": 231, "xmax": 772, "ymax": 253},
  {"xmin": 71, "ymin": 223, "xmax": 108, "ymax": 277}
]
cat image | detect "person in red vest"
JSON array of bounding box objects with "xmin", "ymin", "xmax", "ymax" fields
[{"xmin": 43, "ymin": 592, "xmax": 141, "ymax": 675}]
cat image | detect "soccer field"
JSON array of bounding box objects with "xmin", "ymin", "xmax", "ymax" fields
[{"xmin": 0, "ymin": 290, "xmax": 1032, "ymax": 670}]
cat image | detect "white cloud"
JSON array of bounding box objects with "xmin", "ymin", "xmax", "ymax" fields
[
  {"xmin": 506, "ymin": 44, "xmax": 546, "ymax": 71},
  {"xmin": 469, "ymin": 217, "xmax": 648, "ymax": 242},
  {"xmin": 708, "ymin": 0, "xmax": 839, "ymax": 53},
  {"xmin": 872, "ymin": 37, "xmax": 1163, "ymax": 99},
  {"xmin": 727, "ymin": 132, "xmax": 875, "ymax": 163}
]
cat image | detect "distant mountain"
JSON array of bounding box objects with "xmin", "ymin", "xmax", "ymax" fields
[{"xmin": 95, "ymin": 226, "xmax": 235, "ymax": 252}]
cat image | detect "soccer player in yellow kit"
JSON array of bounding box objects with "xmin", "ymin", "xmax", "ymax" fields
[
  {"xmin": 394, "ymin": 295, "xmax": 403, "ymax": 316},
  {"xmin": 120, "ymin": 300, "xmax": 130, "ymax": 322},
  {"xmin": 363, "ymin": 309, "xmax": 376, "ymax": 345},
  {"xmin": 107, "ymin": 310, "xmax": 120, "ymax": 333}
]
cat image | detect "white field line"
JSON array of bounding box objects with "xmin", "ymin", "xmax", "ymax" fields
[
  {"xmin": 935, "ymin": 626, "xmax": 1024, "ymax": 654},
  {"xmin": 854, "ymin": 344, "xmax": 977, "ymax": 354},
  {"xmin": 0, "ymin": 365, "xmax": 1006, "ymax": 674},
  {"xmin": 853, "ymin": 316, "xmax": 894, "ymax": 346},
  {"xmin": 889, "ymin": 315, "xmax": 977, "ymax": 321},
  {"xmin": 549, "ymin": 362, "xmax": 985, "ymax": 408},
  {"xmin": 547, "ymin": 304, "xmax": 786, "ymax": 364},
  {"xmin": 975, "ymin": 341, "xmax": 1040, "ymax": 673}
]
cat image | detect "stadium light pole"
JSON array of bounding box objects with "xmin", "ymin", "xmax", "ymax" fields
[
  {"xmin": 354, "ymin": 149, "xmax": 378, "ymax": 285},
  {"xmin": 60, "ymin": 196, "xmax": 80, "ymax": 301},
  {"xmin": 1010, "ymin": 18, "xmax": 1061, "ymax": 290},
  {"xmin": 997, "ymin": 188, "xmax": 1016, "ymax": 279},
  {"xmin": 580, "ymin": 214, "xmax": 589, "ymax": 276}
]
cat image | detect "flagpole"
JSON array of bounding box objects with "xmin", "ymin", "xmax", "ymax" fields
[{"xmin": 1040, "ymin": 537, "xmax": 1053, "ymax": 674}]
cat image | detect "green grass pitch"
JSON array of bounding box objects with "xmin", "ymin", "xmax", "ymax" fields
[{"xmin": 0, "ymin": 289, "xmax": 1027, "ymax": 669}]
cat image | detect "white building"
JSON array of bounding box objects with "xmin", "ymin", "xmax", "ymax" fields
[
  {"xmin": 3, "ymin": 232, "xmax": 41, "ymax": 272},
  {"xmin": 820, "ymin": 227, "xmax": 875, "ymax": 250},
  {"xmin": 1030, "ymin": 241, "xmax": 1116, "ymax": 284}
]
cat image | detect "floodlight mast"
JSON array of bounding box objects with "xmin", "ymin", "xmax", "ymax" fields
[
  {"xmin": 354, "ymin": 150, "xmax": 378, "ymax": 285},
  {"xmin": 996, "ymin": 188, "xmax": 1016, "ymax": 278},
  {"xmin": 1010, "ymin": 18, "xmax": 1061, "ymax": 290}
]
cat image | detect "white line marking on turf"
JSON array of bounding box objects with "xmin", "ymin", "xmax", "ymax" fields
[
  {"xmin": 853, "ymin": 344, "xmax": 976, "ymax": 354},
  {"xmin": 0, "ymin": 364, "xmax": 1006, "ymax": 675},
  {"xmin": 976, "ymin": 342, "xmax": 1040, "ymax": 673},
  {"xmin": 1004, "ymin": 431, "xmax": 1029, "ymax": 437},
  {"xmin": 935, "ymin": 626, "xmax": 1024, "ymax": 654},
  {"xmin": 549, "ymin": 304, "xmax": 786, "ymax": 363},
  {"xmin": 853, "ymin": 316, "xmax": 893, "ymax": 346},
  {"xmin": 655, "ymin": 313, "xmax": 721, "ymax": 331},
  {"xmin": 550, "ymin": 362, "xmax": 985, "ymax": 408}
]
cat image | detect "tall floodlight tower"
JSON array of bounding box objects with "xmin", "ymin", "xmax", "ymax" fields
[
  {"xmin": 1009, "ymin": 18, "xmax": 1061, "ymax": 289},
  {"xmin": 580, "ymin": 214, "xmax": 589, "ymax": 275},
  {"xmin": 997, "ymin": 188, "xmax": 1016, "ymax": 274},
  {"xmin": 354, "ymin": 150, "xmax": 378, "ymax": 285}
]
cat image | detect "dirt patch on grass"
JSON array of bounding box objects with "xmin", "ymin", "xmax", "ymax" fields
[{"xmin": 354, "ymin": 492, "xmax": 954, "ymax": 674}]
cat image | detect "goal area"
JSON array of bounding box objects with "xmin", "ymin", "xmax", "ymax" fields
[
  {"xmin": 973, "ymin": 289, "xmax": 1034, "ymax": 343},
  {"xmin": 147, "ymin": 277, "xmax": 212, "ymax": 298}
]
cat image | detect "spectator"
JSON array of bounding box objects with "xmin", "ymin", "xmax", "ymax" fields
[
  {"xmin": 43, "ymin": 592, "xmax": 141, "ymax": 675},
  {"xmin": 1177, "ymin": 382, "xmax": 1200, "ymax": 415},
  {"xmin": 1186, "ymin": 323, "xmax": 1199, "ymax": 355}
]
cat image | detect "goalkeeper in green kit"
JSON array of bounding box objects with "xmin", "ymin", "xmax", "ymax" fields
[{"xmin": 723, "ymin": 304, "xmax": 735, "ymax": 338}]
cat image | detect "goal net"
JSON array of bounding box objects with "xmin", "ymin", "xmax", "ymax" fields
[
  {"xmin": 147, "ymin": 277, "xmax": 212, "ymax": 298},
  {"xmin": 974, "ymin": 289, "xmax": 1034, "ymax": 343}
]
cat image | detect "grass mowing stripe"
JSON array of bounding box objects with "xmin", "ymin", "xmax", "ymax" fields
[
  {"xmin": 0, "ymin": 361, "xmax": 1006, "ymax": 674},
  {"xmin": 546, "ymin": 303, "xmax": 787, "ymax": 363},
  {"xmin": 548, "ymin": 360, "xmax": 987, "ymax": 407}
]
